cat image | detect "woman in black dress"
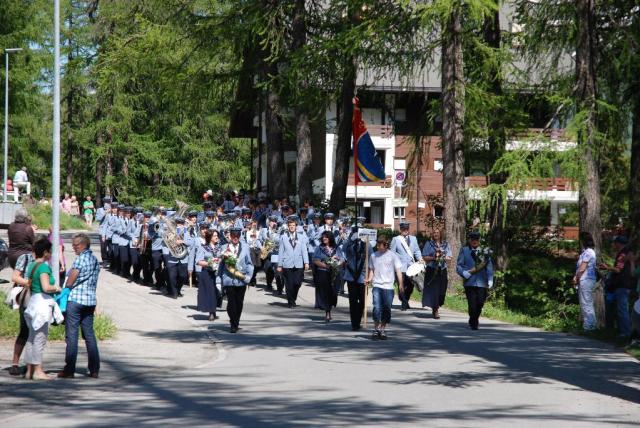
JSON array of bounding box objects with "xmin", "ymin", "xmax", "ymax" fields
[
  {"xmin": 421, "ymin": 228, "xmax": 452, "ymax": 319},
  {"xmin": 312, "ymin": 231, "xmax": 344, "ymax": 322},
  {"xmin": 195, "ymin": 229, "xmax": 222, "ymax": 321}
]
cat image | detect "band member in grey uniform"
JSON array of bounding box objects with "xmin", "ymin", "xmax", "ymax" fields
[
  {"xmin": 277, "ymin": 216, "xmax": 310, "ymax": 308},
  {"xmin": 219, "ymin": 227, "xmax": 254, "ymax": 333},
  {"xmin": 259, "ymin": 215, "xmax": 282, "ymax": 293},
  {"xmin": 390, "ymin": 222, "xmax": 422, "ymax": 310}
]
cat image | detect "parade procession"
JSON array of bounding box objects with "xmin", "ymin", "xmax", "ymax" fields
[
  {"xmin": 94, "ymin": 195, "xmax": 490, "ymax": 339},
  {"xmin": 2, "ymin": 0, "xmax": 640, "ymax": 426}
]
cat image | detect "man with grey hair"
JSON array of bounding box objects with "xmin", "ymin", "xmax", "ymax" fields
[{"xmin": 58, "ymin": 233, "xmax": 101, "ymax": 379}]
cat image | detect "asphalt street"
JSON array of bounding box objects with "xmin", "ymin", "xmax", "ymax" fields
[{"xmin": 0, "ymin": 238, "xmax": 639, "ymax": 427}]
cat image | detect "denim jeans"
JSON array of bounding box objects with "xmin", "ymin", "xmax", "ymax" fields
[
  {"xmin": 372, "ymin": 287, "xmax": 394, "ymax": 324},
  {"xmin": 579, "ymin": 278, "xmax": 597, "ymax": 331},
  {"xmin": 63, "ymin": 301, "xmax": 100, "ymax": 376},
  {"xmin": 615, "ymin": 288, "xmax": 631, "ymax": 337}
]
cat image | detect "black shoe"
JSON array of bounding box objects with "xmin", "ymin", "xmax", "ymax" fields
[
  {"xmin": 371, "ymin": 330, "xmax": 381, "ymax": 340},
  {"xmin": 351, "ymin": 325, "xmax": 361, "ymax": 331},
  {"xmin": 470, "ymin": 325, "xmax": 479, "ymax": 330},
  {"xmin": 8, "ymin": 365, "xmax": 22, "ymax": 376},
  {"xmin": 288, "ymin": 303, "xmax": 293, "ymax": 308},
  {"xmin": 379, "ymin": 331, "xmax": 388, "ymax": 340},
  {"xmin": 230, "ymin": 327, "xmax": 238, "ymax": 333}
]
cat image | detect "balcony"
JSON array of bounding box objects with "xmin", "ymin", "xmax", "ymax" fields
[
  {"xmin": 366, "ymin": 124, "xmax": 394, "ymax": 138},
  {"xmin": 466, "ymin": 176, "xmax": 577, "ymax": 191},
  {"xmin": 347, "ymin": 174, "xmax": 393, "ymax": 187}
]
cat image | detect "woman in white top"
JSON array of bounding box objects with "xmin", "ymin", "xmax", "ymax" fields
[{"xmin": 573, "ymin": 232, "xmax": 598, "ymax": 331}]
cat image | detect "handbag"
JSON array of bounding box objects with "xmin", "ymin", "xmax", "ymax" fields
[
  {"xmin": 16, "ymin": 261, "xmax": 43, "ymax": 309},
  {"xmin": 54, "ymin": 287, "xmax": 71, "ymax": 313}
]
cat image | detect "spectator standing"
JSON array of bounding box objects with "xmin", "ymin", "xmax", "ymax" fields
[
  {"xmin": 70, "ymin": 195, "xmax": 80, "ymax": 216},
  {"xmin": 61, "ymin": 193, "xmax": 72, "ymax": 214},
  {"xmin": 574, "ymin": 232, "xmax": 598, "ymax": 331},
  {"xmin": 8, "ymin": 208, "xmax": 36, "ymax": 269},
  {"xmin": 58, "ymin": 233, "xmax": 101, "ymax": 378},
  {"xmin": 599, "ymin": 236, "xmax": 633, "ymax": 338},
  {"xmin": 8, "ymin": 251, "xmax": 35, "ymax": 376},
  {"xmin": 23, "ymin": 239, "xmax": 62, "ymax": 380},
  {"xmin": 83, "ymin": 196, "xmax": 95, "ymax": 226}
]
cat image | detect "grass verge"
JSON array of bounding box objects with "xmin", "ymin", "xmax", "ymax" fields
[
  {"xmin": 412, "ymin": 286, "xmax": 640, "ymax": 361},
  {"xmin": 27, "ymin": 205, "xmax": 89, "ymax": 231},
  {"xmin": 0, "ymin": 291, "xmax": 117, "ymax": 341}
]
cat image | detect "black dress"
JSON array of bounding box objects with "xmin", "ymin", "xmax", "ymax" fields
[
  {"xmin": 313, "ymin": 246, "xmax": 341, "ymax": 311},
  {"xmin": 422, "ymin": 267, "xmax": 448, "ymax": 309},
  {"xmin": 421, "ymin": 240, "xmax": 451, "ymax": 310}
]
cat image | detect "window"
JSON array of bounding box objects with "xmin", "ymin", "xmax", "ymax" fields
[
  {"xmin": 394, "ymin": 207, "xmax": 406, "ymax": 219},
  {"xmin": 434, "ymin": 159, "xmax": 443, "ymax": 171},
  {"xmin": 434, "ymin": 206, "xmax": 444, "ymax": 217}
]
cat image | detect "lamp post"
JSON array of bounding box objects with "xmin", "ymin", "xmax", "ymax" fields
[
  {"xmin": 51, "ymin": 0, "xmax": 61, "ymax": 285},
  {"xmin": 3, "ymin": 47, "xmax": 23, "ymax": 202}
]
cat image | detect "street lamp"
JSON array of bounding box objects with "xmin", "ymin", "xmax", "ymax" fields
[
  {"xmin": 51, "ymin": 0, "xmax": 61, "ymax": 285},
  {"xmin": 3, "ymin": 47, "xmax": 23, "ymax": 202}
]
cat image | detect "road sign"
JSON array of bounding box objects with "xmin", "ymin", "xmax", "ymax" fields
[{"xmin": 395, "ymin": 170, "xmax": 406, "ymax": 184}]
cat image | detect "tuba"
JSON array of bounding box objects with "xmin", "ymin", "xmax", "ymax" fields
[
  {"xmin": 162, "ymin": 201, "xmax": 190, "ymax": 259},
  {"xmin": 260, "ymin": 239, "xmax": 276, "ymax": 260}
]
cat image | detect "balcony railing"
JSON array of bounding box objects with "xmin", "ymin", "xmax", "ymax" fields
[
  {"xmin": 466, "ymin": 176, "xmax": 577, "ymax": 191},
  {"xmin": 347, "ymin": 174, "xmax": 393, "ymax": 187},
  {"xmin": 366, "ymin": 124, "xmax": 394, "ymax": 138}
]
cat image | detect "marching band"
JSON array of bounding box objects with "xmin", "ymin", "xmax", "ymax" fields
[{"xmin": 95, "ymin": 195, "xmax": 485, "ymax": 335}]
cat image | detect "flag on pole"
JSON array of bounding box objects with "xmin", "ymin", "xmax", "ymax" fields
[{"xmin": 353, "ymin": 98, "xmax": 386, "ymax": 184}]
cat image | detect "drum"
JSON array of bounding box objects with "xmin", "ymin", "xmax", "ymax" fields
[{"xmin": 406, "ymin": 262, "xmax": 426, "ymax": 292}]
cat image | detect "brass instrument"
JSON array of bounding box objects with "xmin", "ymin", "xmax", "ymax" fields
[
  {"xmin": 260, "ymin": 239, "xmax": 276, "ymax": 260},
  {"xmin": 162, "ymin": 201, "xmax": 189, "ymax": 259},
  {"xmin": 138, "ymin": 223, "xmax": 151, "ymax": 253}
]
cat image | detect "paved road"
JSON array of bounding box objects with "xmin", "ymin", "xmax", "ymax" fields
[{"xmin": 0, "ymin": 240, "xmax": 639, "ymax": 427}]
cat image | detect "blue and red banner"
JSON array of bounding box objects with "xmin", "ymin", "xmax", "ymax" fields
[{"xmin": 353, "ymin": 98, "xmax": 386, "ymax": 184}]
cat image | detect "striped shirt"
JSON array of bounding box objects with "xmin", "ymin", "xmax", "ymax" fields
[{"xmin": 68, "ymin": 249, "xmax": 100, "ymax": 306}]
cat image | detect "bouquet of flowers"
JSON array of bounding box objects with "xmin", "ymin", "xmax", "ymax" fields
[
  {"xmin": 326, "ymin": 256, "xmax": 342, "ymax": 283},
  {"xmin": 206, "ymin": 256, "xmax": 220, "ymax": 272},
  {"xmin": 471, "ymin": 247, "xmax": 493, "ymax": 273},
  {"xmin": 223, "ymin": 252, "xmax": 245, "ymax": 281}
]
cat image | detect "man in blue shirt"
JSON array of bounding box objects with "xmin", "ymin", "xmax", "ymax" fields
[{"xmin": 58, "ymin": 233, "xmax": 101, "ymax": 379}]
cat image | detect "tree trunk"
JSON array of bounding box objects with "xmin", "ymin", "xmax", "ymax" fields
[
  {"xmin": 292, "ymin": 0, "xmax": 313, "ymax": 205},
  {"xmin": 329, "ymin": 57, "xmax": 357, "ymax": 214},
  {"xmin": 442, "ymin": 6, "xmax": 467, "ymax": 290},
  {"xmin": 630, "ymin": 95, "xmax": 640, "ymax": 251},
  {"xmin": 265, "ymin": 59, "xmax": 287, "ymax": 198},
  {"xmin": 576, "ymin": 0, "xmax": 604, "ymax": 326},
  {"xmin": 484, "ymin": 10, "xmax": 508, "ymax": 272}
]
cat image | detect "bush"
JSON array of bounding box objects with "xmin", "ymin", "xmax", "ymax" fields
[
  {"xmin": 27, "ymin": 205, "xmax": 89, "ymax": 231},
  {"xmin": 500, "ymin": 250, "xmax": 577, "ymax": 317},
  {"xmin": 0, "ymin": 292, "xmax": 117, "ymax": 340}
]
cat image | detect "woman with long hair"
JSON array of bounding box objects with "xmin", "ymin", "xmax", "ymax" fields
[
  {"xmin": 422, "ymin": 228, "xmax": 452, "ymax": 319},
  {"xmin": 195, "ymin": 229, "xmax": 222, "ymax": 321},
  {"xmin": 313, "ymin": 231, "xmax": 344, "ymax": 322}
]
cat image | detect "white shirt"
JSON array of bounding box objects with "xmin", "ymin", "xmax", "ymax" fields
[
  {"xmin": 369, "ymin": 250, "xmax": 402, "ymax": 290},
  {"xmin": 14, "ymin": 170, "xmax": 28, "ymax": 182}
]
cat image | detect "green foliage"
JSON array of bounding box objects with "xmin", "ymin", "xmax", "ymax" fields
[
  {"xmin": 27, "ymin": 205, "xmax": 89, "ymax": 231},
  {"xmin": 0, "ymin": 291, "xmax": 117, "ymax": 340}
]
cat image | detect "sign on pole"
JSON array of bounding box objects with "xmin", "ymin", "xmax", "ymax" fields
[
  {"xmin": 358, "ymin": 227, "xmax": 377, "ymax": 243},
  {"xmin": 395, "ymin": 170, "xmax": 406, "ymax": 187}
]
